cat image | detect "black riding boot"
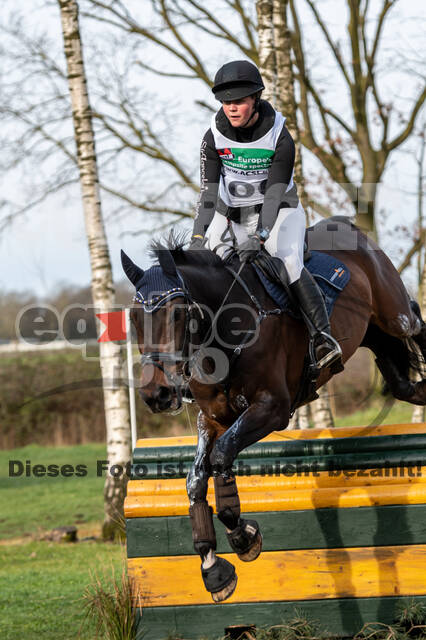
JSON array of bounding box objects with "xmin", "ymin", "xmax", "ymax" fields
[{"xmin": 289, "ymin": 268, "xmax": 343, "ymax": 370}]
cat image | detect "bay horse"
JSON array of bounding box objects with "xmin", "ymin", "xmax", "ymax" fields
[{"xmin": 121, "ymin": 216, "xmax": 426, "ymax": 603}]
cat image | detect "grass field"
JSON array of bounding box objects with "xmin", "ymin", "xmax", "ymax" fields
[
  {"xmin": 1, "ymin": 443, "xmax": 125, "ymax": 640},
  {"xmin": 334, "ymin": 398, "xmax": 415, "ymax": 427},
  {"xmin": 1, "ymin": 444, "xmax": 107, "ymax": 540},
  {"xmin": 1, "ymin": 402, "xmax": 424, "ymax": 640},
  {"xmin": 0, "ymin": 541, "xmax": 124, "ymax": 640}
]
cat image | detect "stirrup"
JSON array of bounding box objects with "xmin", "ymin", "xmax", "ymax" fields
[{"xmin": 310, "ymin": 332, "xmax": 342, "ymax": 370}]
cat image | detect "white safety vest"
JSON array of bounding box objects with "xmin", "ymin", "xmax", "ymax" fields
[{"xmin": 211, "ymin": 109, "xmax": 293, "ymax": 208}]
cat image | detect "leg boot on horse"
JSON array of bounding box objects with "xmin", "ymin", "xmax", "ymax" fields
[
  {"xmin": 208, "ymin": 392, "xmax": 291, "ymax": 570},
  {"xmin": 214, "ymin": 474, "xmax": 262, "ymax": 562},
  {"xmin": 186, "ymin": 416, "xmax": 238, "ymax": 603},
  {"xmin": 189, "ymin": 501, "xmax": 237, "ymax": 603}
]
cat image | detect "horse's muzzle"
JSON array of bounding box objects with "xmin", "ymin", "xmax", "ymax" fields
[{"xmin": 139, "ymin": 386, "xmax": 180, "ymax": 413}]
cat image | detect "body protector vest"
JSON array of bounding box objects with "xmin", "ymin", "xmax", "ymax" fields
[{"xmin": 211, "ymin": 109, "xmax": 294, "ymax": 208}]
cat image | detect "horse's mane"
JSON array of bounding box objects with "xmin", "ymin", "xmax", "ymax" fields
[{"xmin": 149, "ymin": 230, "xmax": 227, "ymax": 269}]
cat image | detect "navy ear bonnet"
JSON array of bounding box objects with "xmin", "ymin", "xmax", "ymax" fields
[{"xmin": 133, "ymin": 265, "xmax": 185, "ymax": 313}]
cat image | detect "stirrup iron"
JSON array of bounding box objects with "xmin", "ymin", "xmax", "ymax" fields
[{"xmin": 310, "ymin": 332, "xmax": 342, "ymax": 369}]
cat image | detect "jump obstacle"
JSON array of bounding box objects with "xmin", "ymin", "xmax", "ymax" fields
[{"xmin": 125, "ymin": 422, "xmax": 426, "ymax": 639}]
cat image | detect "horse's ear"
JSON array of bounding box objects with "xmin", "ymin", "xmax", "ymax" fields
[
  {"xmin": 158, "ymin": 249, "xmax": 178, "ymax": 279},
  {"xmin": 121, "ymin": 250, "xmax": 145, "ymax": 287}
]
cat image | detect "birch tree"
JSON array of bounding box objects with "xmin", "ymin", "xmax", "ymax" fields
[
  {"xmin": 58, "ymin": 0, "xmax": 131, "ymax": 540},
  {"xmin": 257, "ymin": 0, "xmax": 334, "ymax": 428},
  {"xmin": 410, "ymin": 128, "xmax": 426, "ymax": 424}
]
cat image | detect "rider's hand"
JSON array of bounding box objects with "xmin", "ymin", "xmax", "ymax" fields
[
  {"xmin": 237, "ymin": 234, "xmax": 262, "ymax": 263},
  {"xmin": 189, "ymin": 235, "xmax": 205, "ymax": 250}
]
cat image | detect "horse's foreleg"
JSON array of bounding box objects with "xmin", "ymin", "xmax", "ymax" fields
[
  {"xmin": 213, "ymin": 474, "xmax": 263, "ymax": 563},
  {"xmin": 211, "ymin": 391, "xmax": 290, "ymax": 564},
  {"xmin": 186, "ymin": 412, "xmax": 237, "ymax": 603}
]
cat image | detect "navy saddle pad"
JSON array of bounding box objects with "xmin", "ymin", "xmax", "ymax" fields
[{"xmin": 253, "ymin": 251, "xmax": 350, "ymax": 318}]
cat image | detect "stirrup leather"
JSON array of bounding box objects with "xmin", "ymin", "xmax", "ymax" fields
[{"xmin": 310, "ymin": 332, "xmax": 342, "ymax": 369}]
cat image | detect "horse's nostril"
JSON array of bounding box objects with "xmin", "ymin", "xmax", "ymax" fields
[
  {"xmin": 157, "ymin": 386, "xmax": 173, "ymax": 409},
  {"xmin": 138, "ymin": 386, "xmax": 173, "ymax": 412},
  {"xmin": 158, "ymin": 386, "xmax": 172, "ymax": 401}
]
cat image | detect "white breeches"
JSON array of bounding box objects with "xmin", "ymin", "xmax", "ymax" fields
[{"xmin": 205, "ymin": 202, "xmax": 306, "ymax": 284}]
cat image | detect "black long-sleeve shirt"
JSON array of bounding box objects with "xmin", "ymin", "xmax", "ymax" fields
[{"xmin": 193, "ymin": 100, "xmax": 298, "ymax": 237}]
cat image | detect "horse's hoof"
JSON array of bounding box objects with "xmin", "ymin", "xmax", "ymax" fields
[
  {"xmin": 237, "ymin": 531, "xmax": 263, "ymax": 562},
  {"xmin": 201, "ymin": 556, "xmax": 237, "ymax": 603},
  {"xmin": 227, "ymin": 519, "xmax": 262, "ymax": 562},
  {"xmin": 211, "ymin": 573, "xmax": 238, "ymax": 603}
]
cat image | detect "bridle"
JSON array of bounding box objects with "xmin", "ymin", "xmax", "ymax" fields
[
  {"xmin": 133, "ymin": 276, "xmax": 205, "ymax": 408},
  {"xmin": 133, "ymin": 260, "xmax": 283, "ymax": 409}
]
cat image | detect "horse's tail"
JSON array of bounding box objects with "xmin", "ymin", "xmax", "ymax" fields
[{"xmin": 408, "ymin": 300, "xmax": 426, "ymax": 379}]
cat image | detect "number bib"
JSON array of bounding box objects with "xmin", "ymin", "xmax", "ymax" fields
[{"xmin": 211, "ymin": 109, "xmax": 292, "ymax": 208}]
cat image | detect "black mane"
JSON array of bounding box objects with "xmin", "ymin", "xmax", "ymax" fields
[{"xmin": 149, "ymin": 230, "xmax": 226, "ymax": 268}]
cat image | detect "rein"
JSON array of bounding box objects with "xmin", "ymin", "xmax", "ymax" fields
[{"xmin": 223, "ymin": 264, "xmax": 283, "ymax": 373}]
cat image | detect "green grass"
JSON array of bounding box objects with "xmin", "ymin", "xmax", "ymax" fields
[
  {"xmin": 0, "ymin": 540, "xmax": 124, "ymax": 640},
  {"xmin": 0, "ymin": 443, "xmax": 108, "ymax": 540},
  {"xmin": 0, "ymin": 443, "xmax": 127, "ymax": 639},
  {"xmin": 334, "ymin": 397, "xmax": 416, "ymax": 427}
]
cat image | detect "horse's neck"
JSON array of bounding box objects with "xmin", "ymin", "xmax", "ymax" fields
[{"xmin": 181, "ymin": 265, "xmax": 235, "ymax": 308}]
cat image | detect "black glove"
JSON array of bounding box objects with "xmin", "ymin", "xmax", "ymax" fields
[
  {"xmin": 189, "ymin": 235, "xmax": 205, "ymax": 250},
  {"xmin": 237, "ymin": 234, "xmax": 262, "ymax": 263}
]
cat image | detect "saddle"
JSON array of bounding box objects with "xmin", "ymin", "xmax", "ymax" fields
[{"xmin": 253, "ymin": 244, "xmax": 311, "ymax": 297}]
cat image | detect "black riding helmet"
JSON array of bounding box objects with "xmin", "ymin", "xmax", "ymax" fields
[{"xmin": 212, "ymin": 60, "xmax": 265, "ymax": 102}]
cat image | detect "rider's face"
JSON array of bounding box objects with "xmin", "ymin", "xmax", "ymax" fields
[{"xmin": 222, "ymin": 96, "xmax": 256, "ymax": 128}]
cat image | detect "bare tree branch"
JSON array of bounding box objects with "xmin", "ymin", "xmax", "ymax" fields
[
  {"xmin": 156, "ymin": 0, "xmax": 211, "ymax": 85},
  {"xmin": 307, "ymin": 199, "xmax": 333, "ymax": 219},
  {"xmin": 0, "ymin": 177, "xmax": 78, "ymax": 233},
  {"xmin": 226, "ymin": 0, "xmax": 258, "ymax": 58},
  {"xmin": 170, "ymin": 0, "xmax": 256, "ymax": 59},
  {"xmin": 387, "ymin": 87, "xmax": 426, "ymax": 152},
  {"xmin": 101, "ymin": 183, "xmax": 193, "ymax": 218},
  {"xmin": 304, "ymin": 0, "xmax": 352, "ymax": 86},
  {"xmin": 370, "ymin": 0, "xmax": 396, "ymax": 67},
  {"xmin": 398, "ymin": 228, "xmax": 426, "ymax": 273},
  {"xmin": 136, "ymin": 60, "xmax": 198, "ymax": 79},
  {"xmin": 83, "ymin": 0, "xmax": 212, "ymax": 85},
  {"xmin": 119, "ymin": 217, "xmax": 191, "ymax": 237},
  {"xmin": 290, "ymin": 1, "xmax": 351, "ymax": 187}
]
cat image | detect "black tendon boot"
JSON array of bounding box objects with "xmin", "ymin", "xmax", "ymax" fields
[{"xmin": 290, "ymin": 268, "xmax": 343, "ymax": 371}]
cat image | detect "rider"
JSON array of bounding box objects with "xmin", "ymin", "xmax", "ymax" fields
[{"xmin": 190, "ymin": 60, "xmax": 342, "ymax": 370}]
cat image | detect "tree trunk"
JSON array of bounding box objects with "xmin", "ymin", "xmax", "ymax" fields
[
  {"xmin": 412, "ymin": 250, "xmax": 425, "ymax": 423},
  {"xmin": 412, "ymin": 134, "xmax": 425, "ymax": 424},
  {"xmin": 272, "ymin": 0, "xmax": 309, "ymax": 212},
  {"xmin": 257, "ymin": 0, "xmax": 334, "ymax": 429},
  {"xmin": 58, "ymin": 0, "xmax": 131, "ymax": 540},
  {"xmin": 287, "ymin": 403, "xmax": 311, "ymax": 430},
  {"xmin": 271, "ymin": 0, "xmax": 334, "ymax": 428},
  {"xmin": 310, "ymin": 385, "xmax": 335, "ymax": 429},
  {"xmin": 256, "ymin": 0, "xmax": 276, "ymax": 104}
]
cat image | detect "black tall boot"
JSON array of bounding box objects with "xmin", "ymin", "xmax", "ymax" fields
[{"xmin": 289, "ymin": 268, "xmax": 343, "ymax": 370}]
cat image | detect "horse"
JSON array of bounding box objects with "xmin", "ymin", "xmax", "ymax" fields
[{"xmin": 121, "ymin": 216, "xmax": 426, "ymax": 603}]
